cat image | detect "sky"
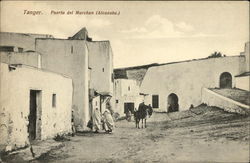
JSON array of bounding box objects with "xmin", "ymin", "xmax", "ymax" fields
[{"xmin": 0, "ymin": 1, "xmax": 249, "ymax": 68}]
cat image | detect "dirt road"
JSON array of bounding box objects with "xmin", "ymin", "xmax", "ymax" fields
[{"xmin": 34, "ymin": 106, "xmax": 249, "ymax": 162}]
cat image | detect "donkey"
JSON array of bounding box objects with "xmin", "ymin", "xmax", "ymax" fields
[{"xmin": 134, "ymin": 103, "xmax": 153, "ymax": 129}]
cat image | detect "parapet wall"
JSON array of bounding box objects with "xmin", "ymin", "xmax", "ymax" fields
[
  {"xmin": 201, "ymin": 88, "xmax": 250, "ymax": 115},
  {"xmin": 0, "ymin": 32, "xmax": 53, "ymax": 51},
  {"xmin": 0, "ymin": 52, "xmax": 41, "ymax": 68}
]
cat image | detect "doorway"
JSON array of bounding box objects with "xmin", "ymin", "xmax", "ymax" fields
[
  {"xmin": 167, "ymin": 93, "xmax": 179, "ymax": 112},
  {"xmin": 124, "ymin": 102, "xmax": 135, "ymax": 114},
  {"xmin": 28, "ymin": 90, "xmax": 41, "ymax": 141},
  {"xmin": 220, "ymin": 72, "xmax": 232, "ymax": 88}
]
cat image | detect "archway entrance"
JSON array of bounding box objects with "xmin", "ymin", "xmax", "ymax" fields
[
  {"xmin": 220, "ymin": 72, "xmax": 232, "ymax": 88},
  {"xmin": 167, "ymin": 93, "xmax": 179, "ymax": 112}
]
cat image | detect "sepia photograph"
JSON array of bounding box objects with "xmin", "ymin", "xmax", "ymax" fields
[{"xmin": 0, "ymin": 1, "xmax": 249, "ymax": 162}]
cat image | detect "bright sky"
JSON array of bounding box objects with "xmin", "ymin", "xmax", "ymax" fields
[{"xmin": 1, "ymin": 1, "xmax": 249, "ymax": 68}]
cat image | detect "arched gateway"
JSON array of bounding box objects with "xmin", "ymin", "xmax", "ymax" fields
[
  {"xmin": 167, "ymin": 93, "xmax": 179, "ymax": 112},
  {"xmin": 220, "ymin": 72, "xmax": 232, "ymax": 88}
]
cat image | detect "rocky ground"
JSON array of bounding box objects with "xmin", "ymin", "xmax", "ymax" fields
[{"xmin": 2, "ymin": 105, "xmax": 250, "ymax": 163}]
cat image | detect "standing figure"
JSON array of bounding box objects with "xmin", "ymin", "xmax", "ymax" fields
[
  {"xmin": 126, "ymin": 110, "xmax": 132, "ymax": 122},
  {"xmin": 92, "ymin": 107, "xmax": 102, "ymax": 133},
  {"xmin": 103, "ymin": 101, "xmax": 115, "ymax": 133},
  {"xmin": 148, "ymin": 104, "xmax": 153, "ymax": 118},
  {"xmin": 71, "ymin": 110, "xmax": 76, "ymax": 136}
]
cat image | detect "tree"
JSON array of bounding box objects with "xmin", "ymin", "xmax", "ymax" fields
[{"xmin": 208, "ymin": 51, "xmax": 226, "ymax": 58}]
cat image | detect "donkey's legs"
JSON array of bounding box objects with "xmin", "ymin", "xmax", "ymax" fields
[
  {"xmin": 141, "ymin": 119, "xmax": 144, "ymax": 129},
  {"xmin": 145, "ymin": 119, "xmax": 147, "ymax": 128},
  {"xmin": 138, "ymin": 119, "xmax": 140, "ymax": 129},
  {"xmin": 135, "ymin": 118, "xmax": 138, "ymax": 128}
]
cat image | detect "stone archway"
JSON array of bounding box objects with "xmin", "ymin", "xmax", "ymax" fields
[
  {"xmin": 167, "ymin": 93, "xmax": 179, "ymax": 112},
  {"xmin": 220, "ymin": 72, "xmax": 232, "ymax": 88}
]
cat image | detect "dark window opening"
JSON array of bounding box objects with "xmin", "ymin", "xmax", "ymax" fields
[
  {"xmin": 18, "ymin": 48, "xmax": 24, "ymax": 52},
  {"xmin": 152, "ymin": 95, "xmax": 159, "ymax": 108},
  {"xmin": 71, "ymin": 46, "xmax": 73, "ymax": 54},
  {"xmin": 124, "ymin": 103, "xmax": 134, "ymax": 114},
  {"xmin": 102, "ymin": 68, "xmax": 105, "ymax": 72},
  {"xmin": 116, "ymin": 100, "xmax": 119, "ymax": 103},
  {"xmin": 52, "ymin": 94, "xmax": 56, "ymax": 108},
  {"xmin": 128, "ymin": 86, "xmax": 130, "ymax": 91},
  {"xmin": 0, "ymin": 46, "xmax": 14, "ymax": 52}
]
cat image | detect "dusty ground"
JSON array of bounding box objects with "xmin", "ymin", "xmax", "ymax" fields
[{"xmin": 4, "ymin": 105, "xmax": 250, "ymax": 163}]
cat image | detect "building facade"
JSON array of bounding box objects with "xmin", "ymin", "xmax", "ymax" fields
[
  {"xmin": 87, "ymin": 41, "xmax": 114, "ymax": 115},
  {"xmin": 35, "ymin": 38, "xmax": 89, "ymax": 130},
  {"xmin": 0, "ymin": 27, "xmax": 114, "ymax": 132},
  {"xmin": 112, "ymin": 42, "xmax": 249, "ymax": 113},
  {"xmin": 113, "ymin": 64, "xmax": 157, "ymax": 115},
  {"xmin": 0, "ymin": 32, "xmax": 53, "ymax": 52},
  {"xmin": 0, "ymin": 63, "xmax": 73, "ymax": 151},
  {"xmin": 140, "ymin": 55, "xmax": 247, "ymax": 112},
  {"xmin": 0, "ymin": 51, "xmax": 41, "ymax": 68},
  {"xmin": 236, "ymin": 42, "xmax": 250, "ymax": 91},
  {"xmin": 114, "ymin": 79, "xmax": 143, "ymax": 116}
]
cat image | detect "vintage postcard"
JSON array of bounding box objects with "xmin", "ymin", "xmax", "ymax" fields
[{"xmin": 0, "ymin": 1, "xmax": 249, "ymax": 162}]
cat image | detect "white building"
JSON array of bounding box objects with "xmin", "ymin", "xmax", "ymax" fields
[
  {"xmin": 114, "ymin": 79, "xmax": 143, "ymax": 115},
  {"xmin": 0, "ymin": 63, "xmax": 73, "ymax": 152}
]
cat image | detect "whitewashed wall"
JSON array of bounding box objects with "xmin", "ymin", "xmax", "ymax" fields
[
  {"xmin": 0, "ymin": 63, "xmax": 72, "ymax": 151},
  {"xmin": 140, "ymin": 56, "xmax": 245, "ymax": 111}
]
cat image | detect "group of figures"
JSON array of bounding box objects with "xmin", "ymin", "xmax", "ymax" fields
[
  {"xmin": 125, "ymin": 102, "xmax": 153, "ymax": 129},
  {"xmin": 84, "ymin": 101, "xmax": 153, "ymax": 134},
  {"xmin": 88, "ymin": 101, "xmax": 115, "ymax": 133}
]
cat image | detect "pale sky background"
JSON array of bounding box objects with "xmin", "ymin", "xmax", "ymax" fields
[{"xmin": 0, "ymin": 1, "xmax": 249, "ymax": 68}]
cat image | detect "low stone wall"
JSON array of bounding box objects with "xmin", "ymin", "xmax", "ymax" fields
[{"xmin": 201, "ymin": 88, "xmax": 250, "ymax": 115}]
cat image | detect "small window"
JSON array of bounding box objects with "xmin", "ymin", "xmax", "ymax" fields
[
  {"xmin": 128, "ymin": 86, "xmax": 130, "ymax": 91},
  {"xmin": 71, "ymin": 46, "xmax": 73, "ymax": 54},
  {"xmin": 0, "ymin": 46, "xmax": 14, "ymax": 52},
  {"xmin": 152, "ymin": 95, "xmax": 159, "ymax": 108},
  {"xmin": 52, "ymin": 94, "xmax": 56, "ymax": 107},
  {"xmin": 116, "ymin": 100, "xmax": 119, "ymax": 103},
  {"xmin": 102, "ymin": 68, "xmax": 104, "ymax": 72},
  {"xmin": 18, "ymin": 47, "xmax": 24, "ymax": 52}
]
